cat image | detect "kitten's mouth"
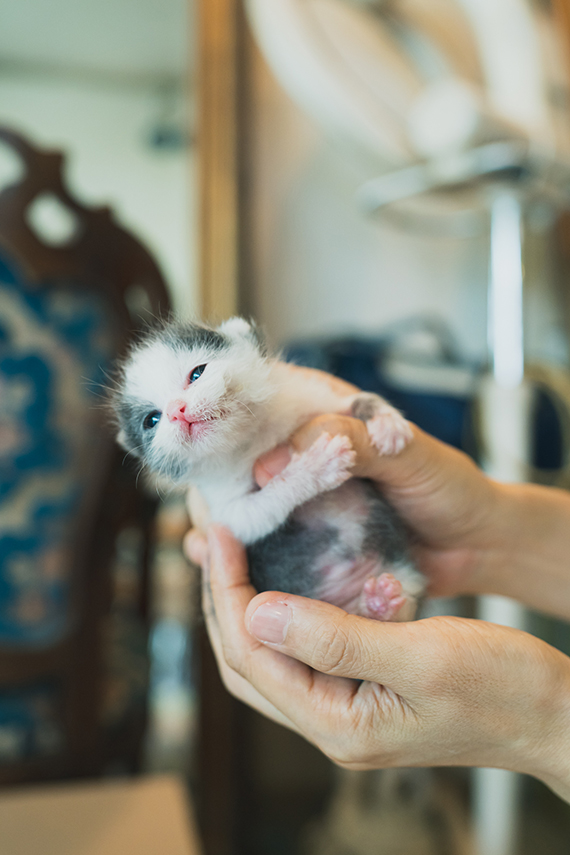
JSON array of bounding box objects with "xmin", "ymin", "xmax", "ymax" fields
[
  {"xmin": 168, "ymin": 400, "xmax": 228, "ymax": 441},
  {"xmin": 176, "ymin": 412, "xmax": 223, "ymax": 441},
  {"xmin": 188, "ymin": 418, "xmax": 217, "ymax": 440}
]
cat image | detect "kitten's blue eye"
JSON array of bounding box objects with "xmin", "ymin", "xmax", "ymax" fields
[
  {"xmin": 143, "ymin": 410, "xmax": 161, "ymax": 430},
  {"xmin": 189, "ymin": 364, "xmax": 206, "ymax": 383}
]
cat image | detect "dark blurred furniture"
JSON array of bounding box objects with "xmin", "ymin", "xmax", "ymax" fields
[{"xmin": 0, "ymin": 127, "xmax": 170, "ymax": 783}]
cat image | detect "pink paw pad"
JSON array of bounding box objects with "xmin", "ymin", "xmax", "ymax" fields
[
  {"xmin": 366, "ymin": 411, "xmax": 413, "ymax": 456},
  {"xmin": 363, "ymin": 574, "xmax": 407, "ymax": 621}
]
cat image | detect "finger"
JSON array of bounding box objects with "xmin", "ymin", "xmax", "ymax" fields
[
  {"xmin": 186, "ymin": 484, "xmax": 211, "ymax": 529},
  {"xmin": 205, "ymin": 527, "xmax": 311, "ymax": 709},
  {"xmin": 202, "ymin": 576, "xmax": 299, "ymax": 730},
  {"xmin": 254, "ymin": 444, "xmax": 292, "ymax": 488},
  {"xmin": 287, "ymin": 416, "xmax": 464, "ymax": 490},
  {"xmin": 206, "ymin": 526, "xmax": 358, "ymax": 731},
  {"xmin": 199, "ymin": 539, "xmax": 299, "ymax": 730},
  {"xmin": 252, "ymin": 417, "xmax": 374, "ymax": 487},
  {"xmin": 287, "ymin": 415, "xmax": 378, "ymax": 478},
  {"xmin": 245, "ymin": 591, "xmax": 420, "ymax": 693},
  {"xmin": 184, "ymin": 529, "xmax": 208, "ymax": 566},
  {"xmin": 285, "ymin": 417, "xmax": 496, "ymax": 538},
  {"xmin": 206, "ymin": 525, "xmax": 306, "ymax": 679},
  {"xmin": 253, "ymin": 414, "xmax": 411, "ymax": 486}
]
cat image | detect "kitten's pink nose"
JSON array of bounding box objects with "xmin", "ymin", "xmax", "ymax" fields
[{"xmin": 166, "ymin": 399, "xmax": 194, "ymax": 424}]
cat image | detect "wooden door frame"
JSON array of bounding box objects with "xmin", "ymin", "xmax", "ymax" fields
[
  {"xmin": 198, "ymin": 0, "xmax": 251, "ymax": 323},
  {"xmin": 196, "ymin": 7, "xmax": 255, "ymax": 855}
]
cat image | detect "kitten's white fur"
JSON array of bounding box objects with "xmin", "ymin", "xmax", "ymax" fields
[{"xmin": 119, "ymin": 318, "xmax": 412, "ymax": 545}]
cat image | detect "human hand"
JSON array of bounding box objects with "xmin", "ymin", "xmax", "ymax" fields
[
  {"xmin": 253, "ymin": 414, "xmax": 505, "ymax": 601},
  {"xmin": 189, "ymin": 525, "xmax": 570, "ymax": 800},
  {"xmin": 254, "ymin": 408, "xmax": 570, "ymax": 618}
]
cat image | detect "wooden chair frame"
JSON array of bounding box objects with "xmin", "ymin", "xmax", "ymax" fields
[{"xmin": 0, "ymin": 126, "xmax": 170, "ymax": 783}]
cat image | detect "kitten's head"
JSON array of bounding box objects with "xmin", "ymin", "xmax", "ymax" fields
[{"xmin": 112, "ymin": 317, "xmax": 271, "ymax": 483}]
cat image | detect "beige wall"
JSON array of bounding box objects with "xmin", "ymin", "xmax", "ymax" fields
[{"xmin": 244, "ymin": 45, "xmax": 490, "ymax": 358}]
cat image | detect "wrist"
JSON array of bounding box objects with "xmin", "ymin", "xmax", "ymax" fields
[
  {"xmin": 445, "ymin": 479, "xmax": 522, "ymax": 599},
  {"xmin": 523, "ymin": 646, "xmax": 570, "ymax": 803},
  {"xmin": 476, "ymin": 483, "xmax": 570, "ymax": 618}
]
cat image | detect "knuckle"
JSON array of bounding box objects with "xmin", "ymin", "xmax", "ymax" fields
[
  {"xmin": 307, "ymin": 701, "xmax": 386, "ymax": 770},
  {"xmin": 220, "ymin": 638, "xmax": 246, "ymax": 676},
  {"xmin": 328, "ymin": 754, "xmax": 367, "ymax": 771},
  {"xmin": 319, "ymin": 734, "xmax": 370, "ymax": 770},
  {"xmin": 312, "ymin": 619, "xmax": 359, "ymax": 675},
  {"xmin": 219, "ymin": 666, "xmax": 243, "ymax": 700}
]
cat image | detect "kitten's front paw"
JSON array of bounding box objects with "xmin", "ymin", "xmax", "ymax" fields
[
  {"xmin": 351, "ymin": 393, "xmax": 412, "ymax": 456},
  {"xmin": 290, "ymin": 431, "xmax": 356, "ymax": 493},
  {"xmin": 366, "ymin": 410, "xmax": 413, "ymax": 456}
]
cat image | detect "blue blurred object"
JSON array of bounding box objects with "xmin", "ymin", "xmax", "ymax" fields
[{"xmin": 285, "ymin": 325, "xmax": 567, "ymax": 470}]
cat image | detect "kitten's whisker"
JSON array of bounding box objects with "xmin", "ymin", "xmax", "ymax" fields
[
  {"xmin": 122, "ymin": 443, "xmax": 146, "ymax": 465},
  {"xmin": 134, "ymin": 457, "xmax": 151, "ymax": 488},
  {"xmin": 235, "ymin": 399, "xmax": 255, "ymax": 418}
]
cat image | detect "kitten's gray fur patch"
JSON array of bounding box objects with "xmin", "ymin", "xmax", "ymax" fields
[
  {"xmin": 139, "ymin": 320, "xmax": 230, "ymax": 354},
  {"xmin": 247, "ymin": 519, "xmax": 340, "ymax": 598},
  {"xmin": 360, "ymin": 479, "xmax": 410, "ymax": 564},
  {"xmin": 118, "ymin": 397, "xmax": 156, "ymax": 456},
  {"xmin": 247, "ymin": 480, "xmax": 410, "ymax": 599},
  {"xmin": 161, "ymin": 322, "xmax": 229, "ymax": 353}
]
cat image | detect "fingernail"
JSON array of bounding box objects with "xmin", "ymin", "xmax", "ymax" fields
[{"xmin": 249, "ymin": 602, "xmax": 290, "ymax": 644}]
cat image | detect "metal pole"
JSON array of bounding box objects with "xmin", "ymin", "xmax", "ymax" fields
[{"xmin": 473, "ymin": 190, "xmax": 530, "ymax": 855}]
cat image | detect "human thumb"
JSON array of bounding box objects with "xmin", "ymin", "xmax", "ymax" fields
[{"xmin": 245, "ymin": 592, "xmax": 414, "ymax": 690}]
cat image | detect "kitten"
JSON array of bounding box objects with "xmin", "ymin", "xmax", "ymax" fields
[{"xmin": 112, "ymin": 317, "xmax": 425, "ymax": 621}]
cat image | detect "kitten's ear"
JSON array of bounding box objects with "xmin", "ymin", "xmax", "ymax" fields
[
  {"xmin": 218, "ymin": 317, "xmax": 252, "ymax": 338},
  {"xmin": 219, "ymin": 317, "xmax": 265, "ymax": 350}
]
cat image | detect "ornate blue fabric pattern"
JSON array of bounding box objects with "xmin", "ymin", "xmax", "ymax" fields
[{"xmin": 0, "ymin": 254, "xmax": 115, "ymax": 646}]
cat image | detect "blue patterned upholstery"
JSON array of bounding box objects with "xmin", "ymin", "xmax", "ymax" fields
[{"xmin": 0, "ymin": 253, "xmax": 115, "ymax": 647}]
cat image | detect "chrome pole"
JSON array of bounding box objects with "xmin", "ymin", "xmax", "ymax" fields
[{"xmin": 473, "ymin": 190, "xmax": 530, "ymax": 855}]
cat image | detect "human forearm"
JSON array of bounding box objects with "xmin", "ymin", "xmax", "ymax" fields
[{"xmin": 474, "ymin": 482, "xmax": 570, "ymax": 620}]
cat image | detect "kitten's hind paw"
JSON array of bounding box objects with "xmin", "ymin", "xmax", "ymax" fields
[{"xmin": 362, "ymin": 573, "xmax": 407, "ymax": 621}]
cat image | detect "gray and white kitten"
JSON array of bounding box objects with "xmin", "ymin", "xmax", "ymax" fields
[{"xmin": 113, "ymin": 318, "xmax": 425, "ymax": 621}]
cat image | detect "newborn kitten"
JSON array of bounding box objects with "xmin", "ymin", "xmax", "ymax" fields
[{"xmin": 112, "ymin": 318, "xmax": 425, "ymax": 621}]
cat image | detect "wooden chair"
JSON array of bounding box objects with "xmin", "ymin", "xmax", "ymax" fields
[{"xmin": 0, "ymin": 127, "xmax": 170, "ymax": 783}]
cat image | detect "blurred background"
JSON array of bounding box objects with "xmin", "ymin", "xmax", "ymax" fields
[{"xmin": 3, "ymin": 0, "xmax": 570, "ymax": 854}]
